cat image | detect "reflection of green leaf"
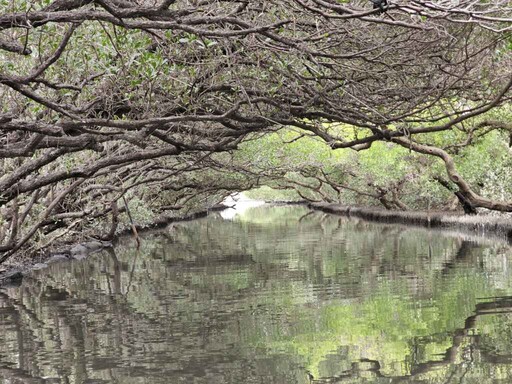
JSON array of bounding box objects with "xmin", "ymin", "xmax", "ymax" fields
[
  {"xmin": 10, "ymin": 206, "xmax": 512, "ymax": 383},
  {"xmin": 235, "ymin": 205, "xmax": 310, "ymax": 224},
  {"xmin": 259, "ymin": 273, "xmax": 492, "ymax": 378}
]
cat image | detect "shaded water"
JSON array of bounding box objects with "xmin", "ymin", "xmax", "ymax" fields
[{"xmin": 1, "ymin": 206, "xmax": 512, "ymax": 383}]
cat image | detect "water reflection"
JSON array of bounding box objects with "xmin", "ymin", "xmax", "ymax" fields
[
  {"xmin": 220, "ymin": 192, "xmax": 266, "ymax": 220},
  {"xmin": 1, "ymin": 206, "xmax": 512, "ymax": 383}
]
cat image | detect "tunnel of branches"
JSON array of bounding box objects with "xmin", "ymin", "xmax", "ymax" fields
[{"xmin": 1, "ymin": 0, "xmax": 512, "ymax": 262}]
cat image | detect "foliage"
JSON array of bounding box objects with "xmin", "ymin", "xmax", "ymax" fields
[{"xmin": 1, "ymin": 0, "xmax": 512, "ymax": 259}]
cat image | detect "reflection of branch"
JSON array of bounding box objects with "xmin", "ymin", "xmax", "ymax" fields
[
  {"xmin": 311, "ymin": 358, "xmax": 386, "ymax": 383},
  {"xmin": 440, "ymin": 240, "xmax": 480, "ymax": 274},
  {"xmin": 406, "ymin": 296, "xmax": 512, "ymax": 380},
  {"xmin": 298, "ymin": 210, "xmax": 315, "ymax": 223},
  {"xmin": 0, "ymin": 365, "xmax": 50, "ymax": 383},
  {"xmin": 313, "ymin": 296, "xmax": 512, "ymax": 383}
]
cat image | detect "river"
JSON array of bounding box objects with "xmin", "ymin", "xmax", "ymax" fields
[{"xmin": 1, "ymin": 205, "xmax": 512, "ymax": 383}]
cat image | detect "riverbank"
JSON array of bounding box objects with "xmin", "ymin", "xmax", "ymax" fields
[{"xmin": 309, "ymin": 202, "xmax": 512, "ymax": 242}]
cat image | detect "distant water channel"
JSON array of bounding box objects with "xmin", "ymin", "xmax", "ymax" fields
[{"xmin": 1, "ymin": 205, "xmax": 512, "ymax": 383}]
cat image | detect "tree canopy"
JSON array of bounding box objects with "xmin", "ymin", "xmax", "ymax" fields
[{"xmin": 1, "ymin": 0, "xmax": 512, "ymax": 260}]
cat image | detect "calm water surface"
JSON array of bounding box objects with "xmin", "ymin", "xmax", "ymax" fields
[{"xmin": 1, "ymin": 205, "xmax": 512, "ymax": 383}]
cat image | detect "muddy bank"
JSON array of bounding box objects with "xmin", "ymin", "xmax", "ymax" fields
[
  {"xmin": 0, "ymin": 204, "xmax": 229, "ymax": 287},
  {"xmin": 310, "ymin": 202, "xmax": 512, "ymax": 242}
]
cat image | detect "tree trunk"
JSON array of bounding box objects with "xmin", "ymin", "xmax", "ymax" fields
[{"xmin": 394, "ymin": 137, "xmax": 512, "ymax": 212}]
